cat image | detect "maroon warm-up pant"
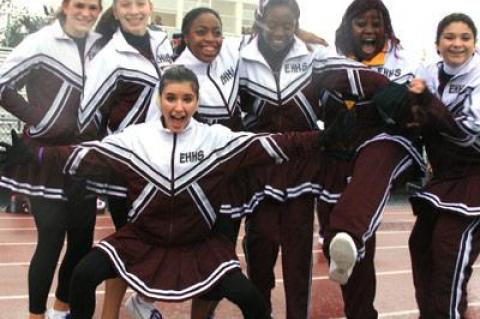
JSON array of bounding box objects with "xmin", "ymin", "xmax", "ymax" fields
[
  {"xmin": 244, "ymin": 196, "xmax": 315, "ymax": 319},
  {"xmin": 321, "ymin": 140, "xmax": 413, "ymax": 319},
  {"xmin": 409, "ymin": 203, "xmax": 480, "ymax": 319}
]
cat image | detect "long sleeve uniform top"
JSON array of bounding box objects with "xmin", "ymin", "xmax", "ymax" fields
[
  {"xmin": 0, "ymin": 20, "xmax": 102, "ymax": 199},
  {"xmin": 410, "ymin": 53, "xmax": 480, "ymax": 216},
  {"xmin": 172, "ymin": 37, "xmax": 248, "ymax": 130},
  {"xmin": 78, "ymin": 27, "xmax": 173, "ymax": 136},
  {"xmin": 43, "ymin": 117, "xmax": 321, "ymax": 300}
]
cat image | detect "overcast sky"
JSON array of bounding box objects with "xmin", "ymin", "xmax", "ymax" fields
[{"xmin": 16, "ymin": 0, "xmax": 479, "ymax": 62}]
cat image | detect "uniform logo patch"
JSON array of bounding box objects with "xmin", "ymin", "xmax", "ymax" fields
[
  {"xmin": 376, "ymin": 67, "xmax": 402, "ymax": 78},
  {"xmin": 180, "ymin": 151, "xmax": 205, "ymax": 163},
  {"xmin": 284, "ymin": 62, "xmax": 309, "ymax": 73},
  {"xmin": 220, "ymin": 66, "xmax": 236, "ymax": 85},
  {"xmin": 449, "ymin": 84, "xmax": 465, "ymax": 94}
]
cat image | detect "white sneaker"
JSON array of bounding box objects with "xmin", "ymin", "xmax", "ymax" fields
[
  {"xmin": 47, "ymin": 308, "xmax": 70, "ymax": 319},
  {"xmin": 328, "ymin": 232, "xmax": 358, "ymax": 285},
  {"xmin": 125, "ymin": 293, "xmax": 163, "ymax": 319},
  {"xmin": 318, "ymin": 235, "xmax": 324, "ymax": 246}
]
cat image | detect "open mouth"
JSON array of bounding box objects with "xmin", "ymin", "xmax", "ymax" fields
[
  {"xmin": 362, "ymin": 38, "xmax": 376, "ymax": 45},
  {"xmin": 170, "ymin": 113, "xmax": 187, "ymax": 123},
  {"xmin": 358, "ymin": 38, "xmax": 380, "ymax": 58},
  {"xmin": 361, "ymin": 38, "xmax": 377, "ymax": 49}
]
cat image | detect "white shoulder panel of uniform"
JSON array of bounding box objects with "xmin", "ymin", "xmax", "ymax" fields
[
  {"xmin": 424, "ymin": 54, "xmax": 480, "ymax": 138},
  {"xmin": 417, "ymin": 62, "xmax": 440, "ymax": 94},
  {"xmin": 380, "ymin": 46, "xmax": 422, "ymax": 84},
  {"xmin": 239, "ymin": 36, "xmax": 317, "ymax": 103},
  {"xmin": 0, "ymin": 21, "xmax": 84, "ymax": 90},
  {"xmin": 176, "ymin": 40, "xmax": 241, "ymax": 117},
  {"xmin": 81, "ymin": 40, "xmax": 123, "ymax": 110},
  {"xmin": 79, "ymin": 30, "xmax": 161, "ymax": 130},
  {"xmin": 239, "ymin": 35, "xmax": 264, "ymax": 64},
  {"xmin": 223, "ymin": 36, "xmax": 245, "ymax": 53},
  {"xmin": 455, "ymin": 54, "xmax": 480, "ymax": 134},
  {"xmin": 149, "ymin": 29, "xmax": 174, "ymax": 67}
]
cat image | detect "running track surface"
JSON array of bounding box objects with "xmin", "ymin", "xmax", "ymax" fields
[{"xmin": 1, "ymin": 197, "xmax": 480, "ymax": 318}]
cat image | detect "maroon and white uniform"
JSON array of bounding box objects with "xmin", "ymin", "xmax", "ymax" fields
[
  {"xmin": 78, "ymin": 27, "xmax": 173, "ymax": 135},
  {"xmin": 313, "ymin": 46, "xmax": 425, "ymax": 318},
  {"xmin": 226, "ymin": 40, "xmax": 427, "ymax": 318},
  {"xmin": 174, "ymin": 37, "xmax": 247, "ymax": 130},
  {"xmin": 78, "ymin": 27, "xmax": 173, "ymax": 197},
  {"xmin": 236, "ymin": 35, "xmax": 357, "ymax": 319},
  {"xmin": 409, "ymin": 53, "xmax": 480, "ymax": 318},
  {"xmin": 45, "ymin": 118, "xmax": 321, "ymax": 300},
  {"xmin": 0, "ymin": 21, "xmax": 102, "ymax": 199}
]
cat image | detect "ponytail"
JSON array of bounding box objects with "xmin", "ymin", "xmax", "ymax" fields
[{"xmin": 95, "ymin": 6, "xmax": 119, "ymax": 44}]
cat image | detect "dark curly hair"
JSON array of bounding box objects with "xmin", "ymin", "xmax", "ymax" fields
[{"xmin": 335, "ymin": 0, "xmax": 400, "ymax": 57}]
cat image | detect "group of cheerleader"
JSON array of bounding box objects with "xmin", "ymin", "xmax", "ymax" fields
[{"xmin": 0, "ymin": 0, "xmax": 479, "ymax": 318}]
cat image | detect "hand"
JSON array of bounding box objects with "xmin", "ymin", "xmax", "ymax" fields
[
  {"xmin": 0, "ymin": 130, "xmax": 35, "ymax": 171},
  {"xmin": 408, "ymin": 78, "xmax": 426, "ymax": 94},
  {"xmin": 296, "ymin": 29, "xmax": 328, "ymax": 46}
]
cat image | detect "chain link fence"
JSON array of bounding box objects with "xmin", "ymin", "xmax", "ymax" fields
[{"xmin": 0, "ymin": 47, "xmax": 25, "ymax": 144}]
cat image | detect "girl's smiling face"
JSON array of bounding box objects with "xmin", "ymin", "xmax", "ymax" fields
[
  {"xmin": 113, "ymin": 0, "xmax": 152, "ymax": 36},
  {"xmin": 62, "ymin": 0, "xmax": 102, "ymax": 37},
  {"xmin": 185, "ymin": 12, "xmax": 223, "ymax": 63},
  {"xmin": 261, "ymin": 4, "xmax": 297, "ymax": 52},
  {"xmin": 437, "ymin": 21, "xmax": 476, "ymax": 68}
]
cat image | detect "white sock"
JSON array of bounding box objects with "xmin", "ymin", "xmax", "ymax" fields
[{"xmin": 47, "ymin": 308, "xmax": 70, "ymax": 319}]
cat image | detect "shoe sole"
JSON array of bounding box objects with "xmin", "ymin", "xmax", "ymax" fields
[{"xmin": 329, "ymin": 234, "xmax": 357, "ymax": 285}]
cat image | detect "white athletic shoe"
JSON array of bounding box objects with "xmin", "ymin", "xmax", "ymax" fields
[
  {"xmin": 125, "ymin": 293, "xmax": 163, "ymax": 319},
  {"xmin": 318, "ymin": 235, "xmax": 324, "ymax": 246},
  {"xmin": 46, "ymin": 308, "xmax": 70, "ymax": 319},
  {"xmin": 328, "ymin": 232, "xmax": 358, "ymax": 285}
]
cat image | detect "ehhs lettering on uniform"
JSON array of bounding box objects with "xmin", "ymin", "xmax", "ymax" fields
[
  {"xmin": 284, "ymin": 63, "xmax": 309, "ymax": 73},
  {"xmin": 180, "ymin": 151, "xmax": 205, "ymax": 163},
  {"xmin": 157, "ymin": 54, "xmax": 173, "ymax": 64},
  {"xmin": 220, "ymin": 66, "xmax": 236, "ymax": 85},
  {"xmin": 376, "ymin": 67, "xmax": 401, "ymax": 78},
  {"xmin": 449, "ymin": 84, "xmax": 465, "ymax": 94}
]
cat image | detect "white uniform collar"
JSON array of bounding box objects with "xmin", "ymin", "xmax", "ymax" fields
[
  {"xmin": 443, "ymin": 53, "xmax": 477, "ymax": 77},
  {"xmin": 51, "ymin": 20, "xmax": 74, "ymax": 40},
  {"xmin": 111, "ymin": 27, "xmax": 149, "ymax": 54},
  {"xmin": 241, "ymin": 35, "xmax": 311, "ymax": 67},
  {"xmin": 175, "ymin": 47, "xmax": 210, "ymax": 73},
  {"xmin": 51, "ymin": 20, "xmax": 101, "ymax": 50}
]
